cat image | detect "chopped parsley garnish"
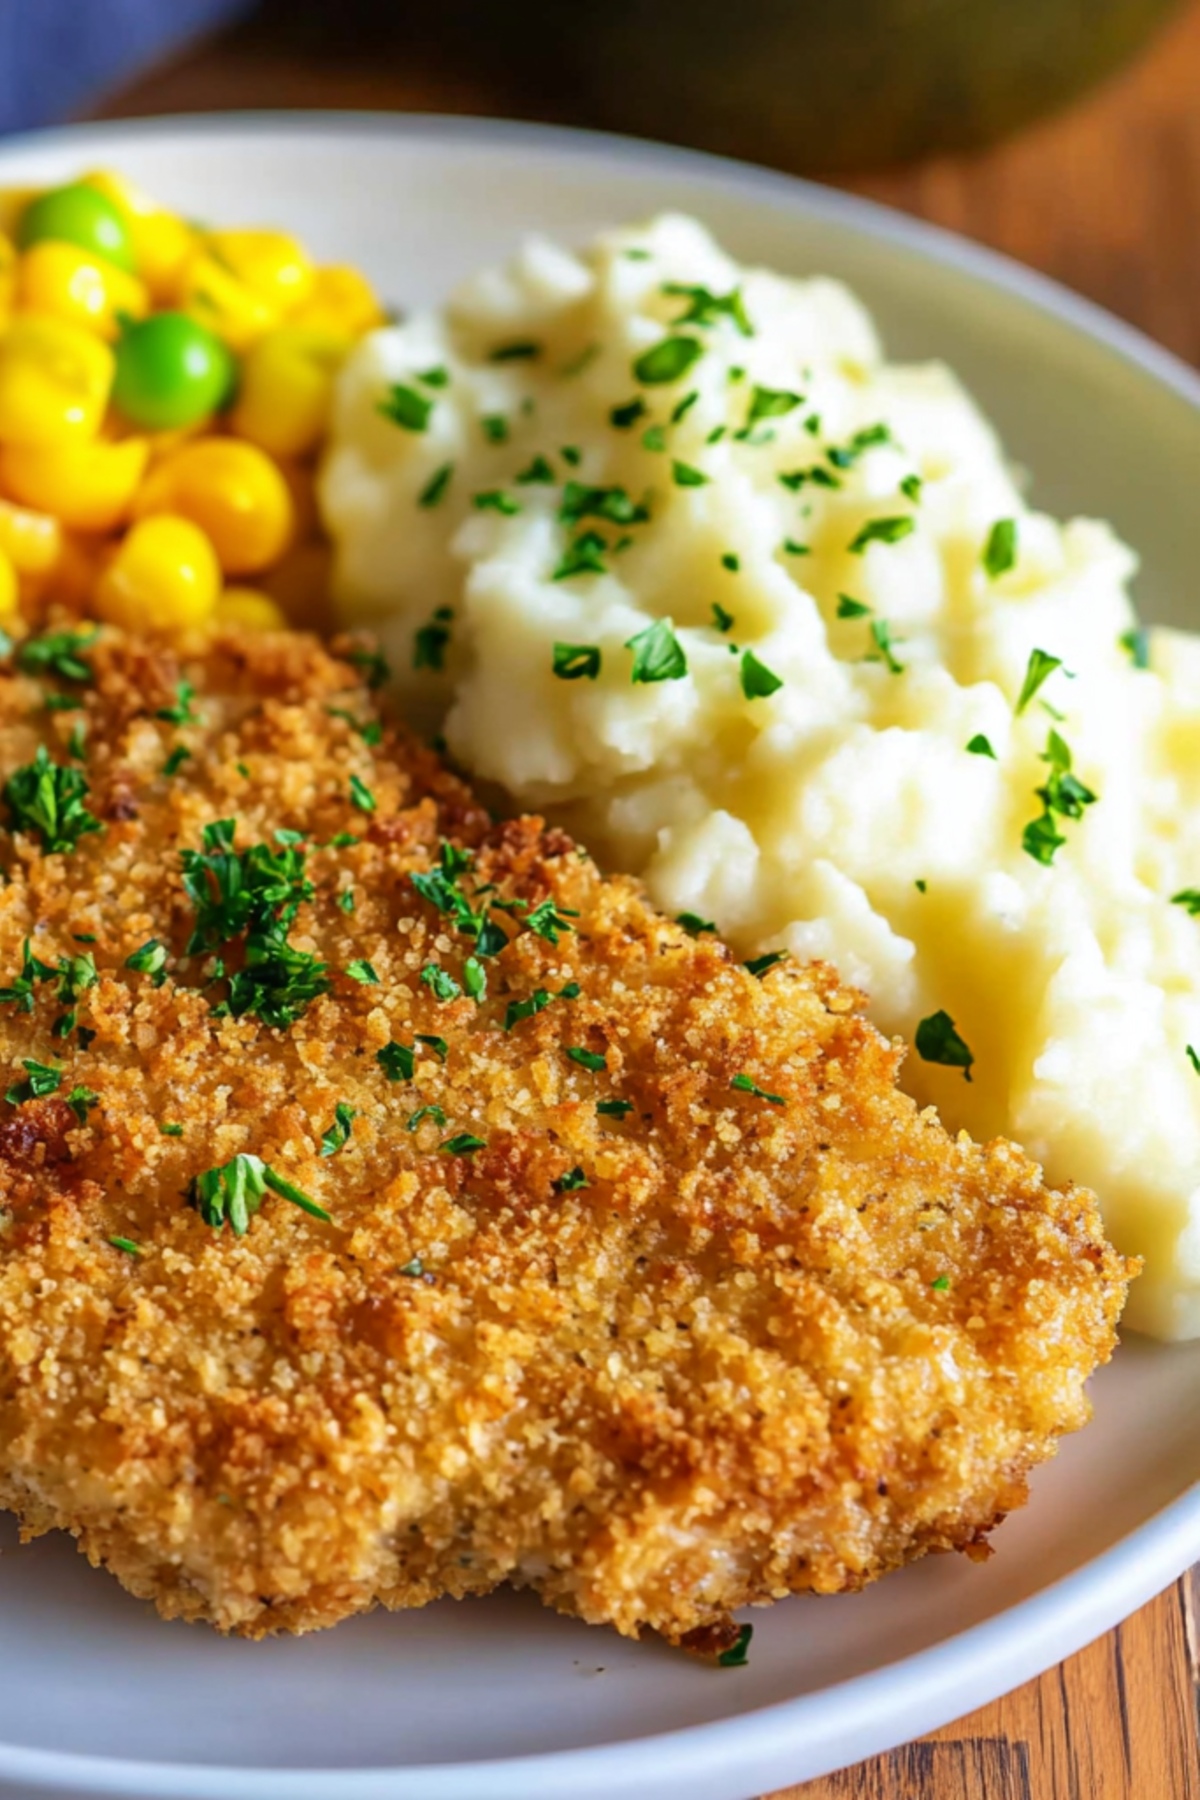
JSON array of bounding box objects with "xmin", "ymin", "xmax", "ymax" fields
[
  {"xmin": 6, "ymin": 1058, "xmax": 62, "ymax": 1104},
  {"xmin": 378, "ymin": 383, "xmax": 434, "ymax": 432},
  {"xmin": 407, "ymin": 1104, "xmax": 448, "ymax": 1134},
  {"xmin": 560, "ymin": 482, "xmax": 647, "ymax": 527},
  {"xmin": 720, "ymin": 554, "xmax": 740, "ymax": 575},
  {"xmin": 982, "ymin": 518, "xmax": 1018, "ymax": 579},
  {"xmin": 125, "ymin": 939, "xmax": 169, "ymax": 984},
  {"xmin": 481, "ymin": 413, "xmax": 509, "ymax": 444},
  {"xmin": 4, "ymin": 746, "xmax": 103, "ymax": 854},
  {"xmin": 47, "ymin": 950, "xmax": 97, "ymax": 1037},
  {"xmin": 677, "ymin": 912, "xmax": 716, "ymax": 935},
  {"xmin": 43, "ymin": 694, "xmax": 81, "ymax": 713},
  {"xmin": 16, "ymin": 626, "xmax": 97, "ymax": 684},
  {"xmin": 189, "ymin": 1152, "xmax": 330, "ymax": 1235},
  {"xmin": 417, "ymin": 1033, "xmax": 448, "ymax": 1060},
  {"xmin": 662, "ymin": 282, "xmax": 752, "ymax": 336},
  {"xmin": 561, "ymin": 445, "xmax": 582, "ymax": 466},
  {"xmin": 417, "ymin": 366, "xmax": 449, "ymax": 389},
  {"xmin": 747, "ymin": 385, "xmax": 802, "ymax": 425},
  {"xmin": 914, "ymin": 1010, "xmax": 974, "ymax": 1081},
  {"xmin": 64, "ymin": 1083, "xmax": 97, "ymax": 1123},
  {"xmin": 730, "ymin": 1072, "xmax": 786, "ymax": 1107},
  {"xmin": 1119, "ymin": 626, "xmax": 1150, "ymax": 670},
  {"xmin": 597, "ymin": 1098, "xmax": 634, "ymax": 1118},
  {"xmin": 745, "ymin": 950, "xmax": 787, "ymax": 977},
  {"xmin": 837, "ymin": 594, "xmax": 870, "ymax": 619},
  {"xmin": 717, "ymin": 1624, "xmax": 753, "ymax": 1668},
  {"xmin": 463, "ymin": 957, "xmax": 487, "ymax": 1001},
  {"xmin": 783, "ymin": 539, "xmax": 810, "ymax": 557},
  {"xmin": 848, "ymin": 516, "xmax": 916, "ymax": 554},
  {"xmin": 900, "ymin": 474, "xmax": 924, "ymax": 503},
  {"xmin": 488, "ymin": 340, "xmax": 541, "ymax": 362},
  {"xmin": 418, "ymin": 462, "xmax": 454, "ymax": 507},
  {"xmin": 633, "ymin": 335, "xmax": 704, "ymax": 385},
  {"xmin": 610, "ymin": 397, "xmax": 647, "ymax": 429},
  {"xmin": 566, "ymin": 1046, "xmax": 606, "ymax": 1072},
  {"xmin": 1022, "ymin": 729, "xmax": 1097, "ymax": 865},
  {"xmin": 915, "ymin": 878, "xmax": 927, "ymax": 893},
  {"xmin": 421, "ymin": 963, "xmax": 461, "ymax": 1002},
  {"xmin": 327, "ymin": 832, "xmax": 358, "ymax": 848},
  {"xmin": 1015, "ymin": 648, "xmax": 1064, "ymax": 715},
  {"xmin": 180, "ymin": 823, "xmax": 330, "ymax": 1027},
  {"xmin": 740, "ymin": 649, "xmax": 783, "ymax": 700},
  {"xmin": 712, "ymin": 603, "xmax": 735, "ymax": 633},
  {"xmin": 502, "ymin": 981, "xmax": 579, "ymax": 1032},
  {"xmin": 337, "ymin": 889, "xmax": 356, "ymax": 914},
  {"xmin": 328, "ymin": 707, "xmax": 383, "ymax": 746},
  {"xmin": 414, "ymin": 605, "xmax": 454, "ymax": 671},
  {"xmin": 670, "ymin": 390, "xmax": 699, "ymax": 424},
  {"xmin": 347, "ymin": 647, "xmax": 391, "ymax": 690},
  {"xmin": 552, "ymin": 642, "xmax": 602, "ymax": 681},
  {"xmin": 160, "ymin": 1122, "xmax": 184, "ymax": 1137},
  {"xmin": 319, "ymin": 1101, "xmax": 356, "ymax": 1157},
  {"xmin": 163, "ymin": 745, "xmax": 192, "ymax": 777},
  {"xmin": 930, "ymin": 1273, "xmax": 951, "ymax": 1292},
  {"xmin": 554, "ymin": 1166, "xmax": 589, "ymax": 1192},
  {"xmin": 109, "ymin": 1236, "xmax": 140, "ymax": 1256},
  {"xmin": 626, "ymin": 618, "xmax": 687, "ymax": 684},
  {"xmin": 966, "ymin": 734, "xmax": 997, "ymax": 759},
  {"xmin": 68, "ymin": 722, "xmax": 87, "ymax": 762},
  {"xmin": 349, "ymin": 774, "xmax": 376, "ymax": 814},
  {"xmin": 826, "ymin": 424, "xmax": 890, "ymax": 470},
  {"xmin": 1189, "ymin": 1045, "xmax": 1200, "ymax": 1075},
  {"xmin": 473, "ymin": 488, "xmax": 521, "ymax": 515},
  {"xmin": 516, "ymin": 453, "xmax": 555, "ymax": 484},
  {"xmin": 399, "ymin": 1256, "xmax": 425, "ymax": 1276},
  {"xmin": 866, "ymin": 619, "xmax": 905, "ymax": 675},
  {"xmin": 779, "ymin": 465, "xmax": 838, "ymax": 493},
  {"xmin": 523, "ymin": 898, "xmax": 579, "ymax": 944},
  {"xmin": 553, "ymin": 531, "xmax": 608, "ymax": 582},
  {"xmin": 345, "ymin": 959, "xmax": 379, "ymax": 985},
  {"xmin": 672, "ymin": 459, "xmax": 708, "ymax": 487},
  {"xmin": 442, "ymin": 1133, "xmax": 486, "ymax": 1155},
  {"xmin": 155, "ymin": 680, "xmax": 201, "ymax": 726},
  {"xmin": 377, "ymin": 1040, "xmax": 415, "ymax": 1081},
  {"xmin": 1171, "ymin": 890, "xmax": 1200, "ymax": 915}
]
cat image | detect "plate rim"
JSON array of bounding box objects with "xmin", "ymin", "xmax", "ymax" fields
[{"xmin": 0, "ymin": 107, "xmax": 1197, "ymax": 1799}]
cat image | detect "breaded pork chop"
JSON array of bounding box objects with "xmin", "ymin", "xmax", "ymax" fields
[{"xmin": 0, "ymin": 623, "xmax": 1132, "ymax": 1653}]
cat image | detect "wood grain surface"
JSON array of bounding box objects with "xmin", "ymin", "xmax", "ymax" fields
[{"xmin": 84, "ymin": 5, "xmax": 1200, "ymax": 1794}]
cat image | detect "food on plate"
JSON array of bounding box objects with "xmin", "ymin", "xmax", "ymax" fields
[
  {"xmin": 322, "ymin": 211, "xmax": 1200, "ymax": 1339},
  {"xmin": 0, "ymin": 622, "xmax": 1131, "ymax": 1646},
  {"xmin": 0, "ymin": 171, "xmax": 384, "ymax": 634}
]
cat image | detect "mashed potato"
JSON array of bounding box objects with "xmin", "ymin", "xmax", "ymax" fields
[{"xmin": 321, "ymin": 213, "xmax": 1200, "ymax": 1340}]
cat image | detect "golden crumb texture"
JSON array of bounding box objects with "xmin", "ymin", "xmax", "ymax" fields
[{"xmin": 0, "ymin": 624, "xmax": 1134, "ymax": 1650}]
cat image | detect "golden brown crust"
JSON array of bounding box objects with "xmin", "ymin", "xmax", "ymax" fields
[{"xmin": 0, "ymin": 625, "xmax": 1134, "ymax": 1646}]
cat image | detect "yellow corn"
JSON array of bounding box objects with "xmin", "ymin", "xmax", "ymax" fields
[
  {"xmin": 0, "ymin": 436, "xmax": 148, "ymax": 533},
  {"xmin": 132, "ymin": 437, "xmax": 294, "ymax": 576},
  {"xmin": 291, "ymin": 264, "xmax": 384, "ymax": 336},
  {"xmin": 204, "ymin": 229, "xmax": 313, "ymax": 315},
  {"xmin": 16, "ymin": 240, "xmax": 148, "ymax": 341},
  {"xmin": 81, "ymin": 170, "xmax": 194, "ymax": 304},
  {"xmin": 0, "ymin": 315, "xmax": 113, "ymax": 447},
  {"xmin": 95, "ymin": 514, "xmax": 220, "ymax": 631},
  {"xmin": 0, "ymin": 545, "xmax": 18, "ymax": 621},
  {"xmin": 180, "ymin": 249, "xmax": 278, "ymax": 351},
  {"xmin": 215, "ymin": 587, "xmax": 287, "ymax": 630},
  {"xmin": 0, "ymin": 495, "xmax": 62, "ymax": 574},
  {"xmin": 230, "ymin": 326, "xmax": 351, "ymax": 461},
  {"xmin": 0, "ymin": 234, "xmax": 15, "ymax": 326}
]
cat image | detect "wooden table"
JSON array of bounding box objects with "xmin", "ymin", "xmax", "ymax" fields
[{"xmin": 86, "ymin": 5, "xmax": 1200, "ymax": 1793}]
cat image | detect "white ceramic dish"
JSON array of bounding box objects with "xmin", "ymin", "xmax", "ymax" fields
[{"xmin": 0, "ymin": 113, "xmax": 1199, "ymax": 1800}]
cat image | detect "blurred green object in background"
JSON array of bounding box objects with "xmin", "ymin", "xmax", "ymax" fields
[{"xmin": 507, "ymin": 0, "xmax": 1184, "ymax": 171}]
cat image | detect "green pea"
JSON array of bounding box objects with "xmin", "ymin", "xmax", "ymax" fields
[
  {"xmin": 112, "ymin": 313, "xmax": 236, "ymax": 430},
  {"xmin": 17, "ymin": 182, "xmax": 135, "ymax": 272}
]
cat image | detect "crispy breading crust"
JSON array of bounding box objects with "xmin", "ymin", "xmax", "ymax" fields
[{"xmin": 0, "ymin": 626, "xmax": 1133, "ymax": 1650}]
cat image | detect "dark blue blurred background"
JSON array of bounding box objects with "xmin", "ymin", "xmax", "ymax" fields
[{"xmin": 0, "ymin": 0, "xmax": 251, "ymax": 134}]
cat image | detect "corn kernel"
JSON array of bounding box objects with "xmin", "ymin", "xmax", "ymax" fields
[
  {"xmin": 215, "ymin": 587, "xmax": 287, "ymax": 630},
  {"xmin": 291, "ymin": 264, "xmax": 384, "ymax": 336},
  {"xmin": 133, "ymin": 438, "xmax": 294, "ymax": 576},
  {"xmin": 0, "ymin": 315, "xmax": 113, "ymax": 447},
  {"xmin": 95, "ymin": 514, "xmax": 220, "ymax": 631},
  {"xmin": 230, "ymin": 326, "xmax": 351, "ymax": 461},
  {"xmin": 180, "ymin": 249, "xmax": 278, "ymax": 351},
  {"xmin": 0, "ymin": 234, "xmax": 15, "ymax": 324},
  {"xmin": 81, "ymin": 170, "xmax": 194, "ymax": 304},
  {"xmin": 204, "ymin": 229, "xmax": 313, "ymax": 315},
  {"xmin": 16, "ymin": 240, "xmax": 148, "ymax": 341},
  {"xmin": 0, "ymin": 495, "xmax": 61, "ymax": 573},
  {"xmin": 0, "ymin": 545, "xmax": 18, "ymax": 620},
  {"xmin": 0, "ymin": 435, "xmax": 148, "ymax": 533}
]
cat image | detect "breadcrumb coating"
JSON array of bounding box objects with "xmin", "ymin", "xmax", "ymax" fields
[{"xmin": 0, "ymin": 625, "xmax": 1134, "ymax": 1651}]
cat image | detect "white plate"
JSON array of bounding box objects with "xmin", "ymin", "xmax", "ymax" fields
[{"xmin": 1, "ymin": 113, "xmax": 1199, "ymax": 1800}]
